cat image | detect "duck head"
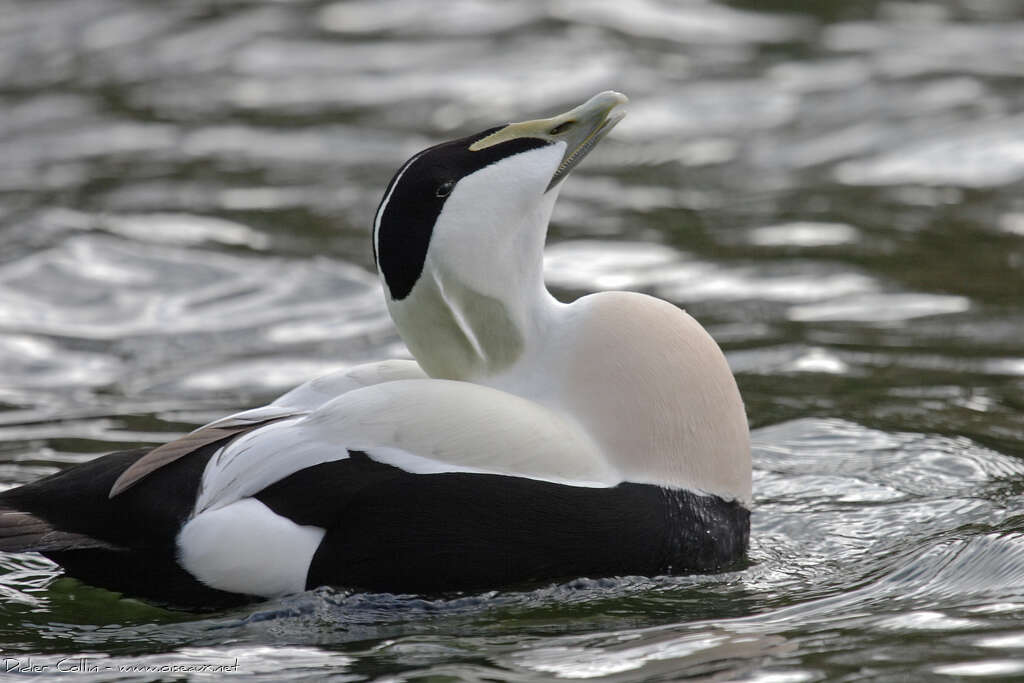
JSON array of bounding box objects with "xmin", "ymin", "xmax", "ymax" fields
[{"xmin": 373, "ymin": 92, "xmax": 627, "ymax": 380}]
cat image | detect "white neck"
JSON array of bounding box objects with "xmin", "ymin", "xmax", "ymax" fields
[{"xmin": 386, "ymin": 179, "xmax": 562, "ymax": 381}]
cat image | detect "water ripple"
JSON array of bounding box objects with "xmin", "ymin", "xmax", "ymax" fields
[
  {"xmin": 2, "ymin": 0, "xmax": 1024, "ymax": 680},
  {"xmin": 0, "ymin": 234, "xmax": 380, "ymax": 339}
]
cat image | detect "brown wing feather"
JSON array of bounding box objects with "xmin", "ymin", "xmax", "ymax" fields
[{"xmin": 108, "ymin": 420, "xmax": 287, "ymax": 498}]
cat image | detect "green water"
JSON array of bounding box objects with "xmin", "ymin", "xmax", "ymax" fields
[{"xmin": 1, "ymin": 0, "xmax": 1024, "ymax": 680}]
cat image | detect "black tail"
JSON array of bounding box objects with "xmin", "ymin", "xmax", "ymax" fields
[
  {"xmin": 0, "ymin": 448, "xmax": 148, "ymax": 553},
  {"xmin": 0, "ymin": 445, "xmax": 251, "ymax": 608},
  {"xmin": 0, "ymin": 507, "xmax": 119, "ymax": 553},
  {"xmin": 0, "ymin": 444, "xmax": 219, "ymax": 552}
]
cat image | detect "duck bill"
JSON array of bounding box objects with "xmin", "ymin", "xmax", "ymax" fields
[{"xmin": 469, "ymin": 91, "xmax": 628, "ymax": 191}]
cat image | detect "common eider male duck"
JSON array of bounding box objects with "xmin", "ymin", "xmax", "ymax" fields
[{"xmin": 0, "ymin": 92, "xmax": 751, "ymax": 608}]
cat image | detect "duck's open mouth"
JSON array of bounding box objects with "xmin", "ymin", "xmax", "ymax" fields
[{"xmin": 469, "ymin": 91, "xmax": 629, "ymax": 191}]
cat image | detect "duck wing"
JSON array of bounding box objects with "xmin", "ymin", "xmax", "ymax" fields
[
  {"xmin": 108, "ymin": 360, "xmax": 427, "ymax": 497},
  {"xmin": 192, "ymin": 378, "xmax": 621, "ymax": 516}
]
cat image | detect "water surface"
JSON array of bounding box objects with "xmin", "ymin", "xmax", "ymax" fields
[{"xmin": 2, "ymin": 0, "xmax": 1024, "ymax": 680}]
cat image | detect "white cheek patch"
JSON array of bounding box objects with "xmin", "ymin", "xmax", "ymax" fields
[
  {"xmin": 431, "ymin": 143, "xmax": 564, "ymax": 297},
  {"xmin": 177, "ymin": 498, "xmax": 325, "ymax": 598}
]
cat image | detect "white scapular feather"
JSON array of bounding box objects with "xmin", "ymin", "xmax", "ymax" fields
[
  {"xmin": 194, "ymin": 379, "xmax": 618, "ymax": 515},
  {"xmin": 201, "ymin": 360, "xmax": 426, "ymax": 430}
]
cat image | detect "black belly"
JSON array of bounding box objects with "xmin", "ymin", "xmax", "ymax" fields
[
  {"xmin": 257, "ymin": 454, "xmax": 750, "ymax": 595},
  {"xmin": 0, "ymin": 447, "xmax": 749, "ymax": 607}
]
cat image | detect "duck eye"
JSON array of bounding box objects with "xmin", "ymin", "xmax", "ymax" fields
[
  {"xmin": 436, "ymin": 180, "xmax": 454, "ymax": 198},
  {"xmin": 548, "ymin": 121, "xmax": 574, "ymax": 135}
]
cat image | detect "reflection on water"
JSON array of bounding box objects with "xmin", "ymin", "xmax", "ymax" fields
[{"xmin": 2, "ymin": 0, "xmax": 1024, "ymax": 680}]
